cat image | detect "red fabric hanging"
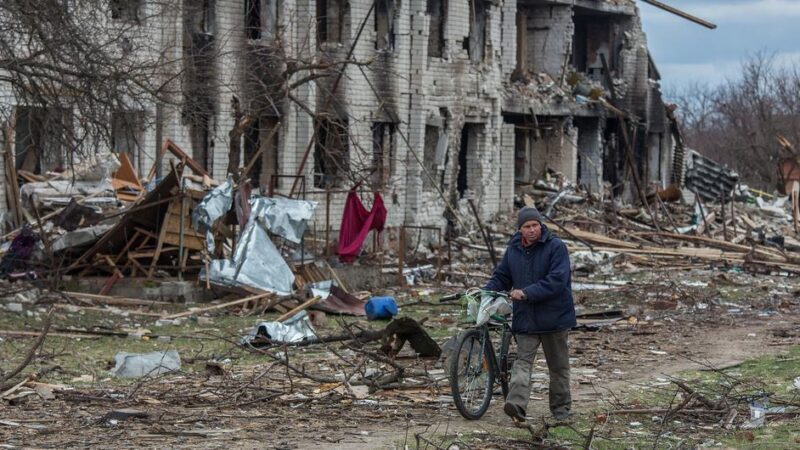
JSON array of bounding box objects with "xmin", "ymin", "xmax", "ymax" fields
[{"xmin": 337, "ymin": 190, "xmax": 387, "ymax": 263}]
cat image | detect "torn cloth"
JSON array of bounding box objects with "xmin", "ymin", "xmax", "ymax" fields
[{"xmin": 337, "ymin": 191, "xmax": 387, "ymax": 263}]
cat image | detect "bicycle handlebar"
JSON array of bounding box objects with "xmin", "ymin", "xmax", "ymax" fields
[{"xmin": 439, "ymin": 289, "xmax": 508, "ymax": 303}]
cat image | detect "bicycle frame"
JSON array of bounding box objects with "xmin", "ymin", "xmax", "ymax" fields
[{"xmin": 471, "ymin": 321, "xmax": 514, "ymax": 391}]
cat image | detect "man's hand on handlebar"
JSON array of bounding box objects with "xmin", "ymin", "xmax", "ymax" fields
[{"xmin": 509, "ymin": 289, "xmax": 526, "ymax": 301}]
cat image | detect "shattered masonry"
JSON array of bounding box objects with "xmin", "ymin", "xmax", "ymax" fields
[{"xmin": 0, "ymin": 0, "xmax": 671, "ymax": 230}]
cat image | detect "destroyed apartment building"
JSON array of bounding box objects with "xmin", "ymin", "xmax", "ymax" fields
[{"xmin": 1, "ymin": 0, "xmax": 674, "ymax": 234}]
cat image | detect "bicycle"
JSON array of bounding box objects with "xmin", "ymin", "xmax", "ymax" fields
[{"xmin": 442, "ymin": 289, "xmax": 516, "ymax": 420}]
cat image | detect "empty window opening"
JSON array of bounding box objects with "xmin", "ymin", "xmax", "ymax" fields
[
  {"xmin": 317, "ymin": 0, "xmax": 347, "ymax": 44},
  {"xmin": 314, "ymin": 118, "xmax": 349, "ymax": 188},
  {"xmin": 243, "ymin": 117, "xmax": 280, "ymax": 191},
  {"xmin": 456, "ymin": 124, "xmax": 482, "ymax": 198},
  {"xmin": 111, "ymin": 0, "xmax": 142, "ymax": 21},
  {"xmin": 112, "ymin": 111, "xmax": 146, "ymax": 176},
  {"xmin": 14, "ymin": 106, "xmax": 70, "ymax": 175},
  {"xmin": 426, "ymin": 0, "xmax": 445, "ymax": 57},
  {"xmin": 187, "ymin": 0, "xmax": 215, "ymax": 35},
  {"xmin": 246, "ymin": 0, "xmax": 279, "ymax": 40},
  {"xmin": 572, "ymin": 13, "xmax": 618, "ymax": 84},
  {"xmin": 375, "ymin": 0, "xmax": 395, "ymax": 51},
  {"xmin": 423, "ymin": 124, "xmax": 448, "ymax": 191},
  {"xmin": 371, "ymin": 122, "xmax": 395, "ymax": 190},
  {"xmin": 514, "ymin": 126, "xmax": 535, "ymax": 183},
  {"xmin": 187, "ymin": 112, "xmax": 213, "ymax": 174},
  {"xmin": 467, "ymin": 0, "xmax": 487, "ymax": 62}
]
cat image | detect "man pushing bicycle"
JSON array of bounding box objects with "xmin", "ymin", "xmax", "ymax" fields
[{"xmin": 484, "ymin": 206, "xmax": 577, "ymax": 422}]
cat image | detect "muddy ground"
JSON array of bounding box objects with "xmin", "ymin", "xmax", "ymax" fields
[{"xmin": 1, "ymin": 268, "xmax": 799, "ymax": 449}]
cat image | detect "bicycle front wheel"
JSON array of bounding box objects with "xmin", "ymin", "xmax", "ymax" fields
[{"xmin": 450, "ymin": 328, "xmax": 495, "ymax": 420}]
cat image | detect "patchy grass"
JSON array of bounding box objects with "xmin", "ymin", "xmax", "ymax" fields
[
  {"xmin": 423, "ymin": 345, "xmax": 800, "ymax": 449},
  {"xmin": 0, "ymin": 291, "xmax": 460, "ymax": 389}
]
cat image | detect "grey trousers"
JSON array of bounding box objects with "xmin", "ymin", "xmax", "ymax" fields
[{"xmin": 505, "ymin": 330, "xmax": 571, "ymax": 415}]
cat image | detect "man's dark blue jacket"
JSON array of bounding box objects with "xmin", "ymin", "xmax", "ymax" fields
[{"xmin": 484, "ymin": 224, "xmax": 577, "ymax": 334}]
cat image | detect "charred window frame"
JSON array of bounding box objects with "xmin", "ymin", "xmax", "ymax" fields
[
  {"xmin": 426, "ymin": 0, "xmax": 446, "ymax": 58},
  {"xmin": 243, "ymin": 116, "xmax": 280, "ymax": 191},
  {"xmin": 14, "ymin": 106, "xmax": 70, "ymax": 175},
  {"xmin": 422, "ymin": 124, "xmax": 448, "ymax": 191},
  {"xmin": 317, "ymin": 0, "xmax": 347, "ymax": 44},
  {"xmin": 371, "ymin": 122, "xmax": 395, "ymax": 189},
  {"xmin": 112, "ymin": 111, "xmax": 146, "ymax": 176},
  {"xmin": 314, "ymin": 118, "xmax": 349, "ymax": 188},
  {"xmin": 186, "ymin": 0, "xmax": 216, "ymax": 35},
  {"xmin": 246, "ymin": 0, "xmax": 280, "ymax": 40},
  {"xmin": 110, "ymin": 0, "xmax": 142, "ymax": 21},
  {"xmin": 375, "ymin": 0, "xmax": 395, "ymax": 51}
]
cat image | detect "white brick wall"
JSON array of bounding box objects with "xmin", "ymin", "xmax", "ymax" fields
[{"xmin": 0, "ymin": 0, "xmax": 668, "ymax": 234}]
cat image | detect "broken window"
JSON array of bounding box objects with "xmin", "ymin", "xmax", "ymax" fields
[
  {"xmin": 515, "ymin": 11, "xmax": 527, "ymax": 71},
  {"xmin": 246, "ymin": 0, "xmax": 279, "ymax": 40},
  {"xmin": 375, "ymin": 0, "xmax": 395, "ymax": 51},
  {"xmin": 317, "ymin": 0, "xmax": 347, "ymax": 44},
  {"xmin": 314, "ymin": 118, "xmax": 349, "ymax": 188},
  {"xmin": 14, "ymin": 106, "xmax": 70, "ymax": 175},
  {"xmin": 426, "ymin": 0, "xmax": 445, "ymax": 57},
  {"xmin": 112, "ymin": 111, "xmax": 146, "ymax": 176},
  {"xmin": 456, "ymin": 124, "xmax": 482, "ymax": 198},
  {"xmin": 572, "ymin": 13, "xmax": 617, "ymax": 84},
  {"xmin": 371, "ymin": 122, "xmax": 395, "ymax": 189},
  {"xmin": 514, "ymin": 127, "xmax": 531, "ymax": 183},
  {"xmin": 187, "ymin": 112, "xmax": 213, "ymax": 175},
  {"xmin": 110, "ymin": 0, "xmax": 141, "ymax": 21},
  {"xmin": 243, "ymin": 117, "xmax": 280, "ymax": 191},
  {"xmin": 467, "ymin": 0, "xmax": 486, "ymax": 62},
  {"xmin": 423, "ymin": 125, "xmax": 448, "ymax": 191},
  {"xmin": 187, "ymin": 0, "xmax": 215, "ymax": 35}
]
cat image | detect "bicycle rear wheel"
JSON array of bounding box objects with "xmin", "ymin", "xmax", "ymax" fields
[{"xmin": 450, "ymin": 328, "xmax": 495, "ymax": 420}]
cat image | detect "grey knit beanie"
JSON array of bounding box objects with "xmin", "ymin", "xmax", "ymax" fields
[{"xmin": 517, "ymin": 207, "xmax": 543, "ymax": 229}]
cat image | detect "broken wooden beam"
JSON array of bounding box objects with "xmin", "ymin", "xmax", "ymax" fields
[
  {"xmin": 162, "ymin": 292, "xmax": 275, "ymax": 320},
  {"xmin": 276, "ymin": 296, "xmax": 322, "ymax": 322},
  {"xmin": 640, "ymin": 0, "xmax": 717, "ymax": 29}
]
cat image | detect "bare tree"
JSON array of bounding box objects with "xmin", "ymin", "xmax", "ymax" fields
[
  {"xmin": 669, "ymin": 52, "xmax": 800, "ymax": 191},
  {"xmin": 0, "ymin": 0, "xmax": 180, "ymax": 171}
]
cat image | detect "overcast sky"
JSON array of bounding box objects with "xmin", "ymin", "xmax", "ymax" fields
[{"xmin": 639, "ymin": 0, "xmax": 800, "ymax": 92}]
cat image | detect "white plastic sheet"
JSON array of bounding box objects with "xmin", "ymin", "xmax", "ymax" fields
[
  {"xmin": 111, "ymin": 350, "xmax": 181, "ymax": 378},
  {"xmin": 475, "ymin": 294, "xmax": 512, "ymax": 326},
  {"xmin": 242, "ymin": 311, "xmax": 316, "ymax": 344}
]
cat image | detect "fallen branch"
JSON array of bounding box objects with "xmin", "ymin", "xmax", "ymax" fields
[{"xmin": 0, "ymin": 309, "xmax": 53, "ymax": 389}]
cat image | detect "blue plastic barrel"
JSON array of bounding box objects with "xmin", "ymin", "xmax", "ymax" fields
[{"xmin": 365, "ymin": 297, "xmax": 398, "ymax": 320}]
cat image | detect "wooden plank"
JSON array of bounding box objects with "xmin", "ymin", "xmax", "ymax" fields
[
  {"xmin": 276, "ymin": 296, "xmax": 322, "ymax": 322},
  {"xmin": 563, "ymin": 227, "xmax": 640, "ymax": 249},
  {"xmin": 163, "ymin": 139, "xmax": 211, "ymax": 178},
  {"xmin": 2, "ymin": 117, "xmax": 22, "ymax": 227},
  {"xmin": 52, "ymin": 304, "xmax": 163, "ymax": 317},
  {"xmin": 162, "ymin": 232, "xmax": 205, "ymax": 251},
  {"xmin": 65, "ymin": 292, "xmax": 171, "ymax": 306},
  {"xmin": 112, "ymin": 152, "xmax": 143, "ymax": 189},
  {"xmin": 162, "ymin": 216, "xmax": 203, "ymax": 238},
  {"xmin": 147, "ymin": 198, "xmax": 176, "ymax": 279},
  {"xmin": 133, "ymin": 227, "xmax": 159, "ymax": 241},
  {"xmin": 162, "ymin": 292, "xmax": 275, "ymax": 320},
  {"xmin": 0, "ymin": 330, "xmax": 101, "ymax": 340}
]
